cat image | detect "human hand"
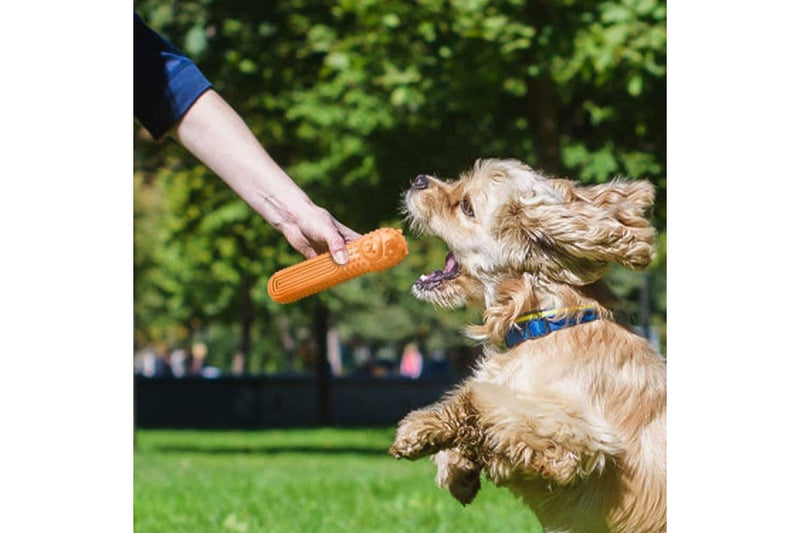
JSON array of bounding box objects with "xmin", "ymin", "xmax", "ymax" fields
[
  {"xmin": 173, "ymin": 90, "xmax": 361, "ymax": 263},
  {"xmin": 278, "ymin": 203, "xmax": 361, "ymax": 264}
]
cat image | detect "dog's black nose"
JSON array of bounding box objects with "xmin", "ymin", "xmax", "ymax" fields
[{"xmin": 411, "ymin": 174, "xmax": 429, "ymax": 189}]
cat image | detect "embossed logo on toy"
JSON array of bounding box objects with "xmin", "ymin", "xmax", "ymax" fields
[{"xmin": 358, "ymin": 232, "xmax": 383, "ymax": 261}]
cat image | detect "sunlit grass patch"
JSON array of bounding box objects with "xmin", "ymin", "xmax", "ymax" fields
[{"xmin": 134, "ymin": 428, "xmax": 542, "ymax": 532}]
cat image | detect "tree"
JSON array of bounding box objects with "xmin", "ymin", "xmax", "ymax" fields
[{"xmin": 134, "ymin": 0, "xmax": 667, "ymax": 366}]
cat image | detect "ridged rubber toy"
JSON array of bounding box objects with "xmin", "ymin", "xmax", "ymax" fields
[{"xmin": 268, "ymin": 227, "xmax": 409, "ymax": 304}]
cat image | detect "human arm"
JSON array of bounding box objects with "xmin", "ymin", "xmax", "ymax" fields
[
  {"xmin": 133, "ymin": 12, "xmax": 359, "ymax": 262},
  {"xmin": 173, "ymin": 89, "xmax": 360, "ymax": 263}
]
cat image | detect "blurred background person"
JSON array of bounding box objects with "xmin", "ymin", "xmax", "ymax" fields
[
  {"xmin": 231, "ymin": 350, "xmax": 246, "ymax": 377},
  {"xmin": 399, "ymin": 342, "xmax": 423, "ymax": 379},
  {"xmin": 169, "ymin": 348, "xmax": 187, "ymax": 378},
  {"xmin": 190, "ymin": 342, "xmax": 207, "ymax": 376}
]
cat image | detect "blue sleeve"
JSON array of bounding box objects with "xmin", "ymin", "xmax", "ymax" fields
[{"xmin": 134, "ymin": 12, "xmax": 212, "ymax": 140}]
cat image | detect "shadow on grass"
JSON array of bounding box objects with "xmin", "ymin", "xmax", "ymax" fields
[{"xmin": 151, "ymin": 444, "xmax": 393, "ymax": 456}]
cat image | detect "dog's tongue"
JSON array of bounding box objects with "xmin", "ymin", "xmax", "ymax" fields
[
  {"xmin": 415, "ymin": 251, "xmax": 460, "ymax": 290},
  {"xmin": 443, "ymin": 252, "xmax": 458, "ymax": 275}
]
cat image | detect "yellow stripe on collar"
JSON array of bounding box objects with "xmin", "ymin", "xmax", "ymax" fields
[{"xmin": 514, "ymin": 305, "xmax": 598, "ymax": 324}]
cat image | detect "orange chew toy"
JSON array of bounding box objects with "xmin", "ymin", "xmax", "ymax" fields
[{"xmin": 268, "ymin": 227, "xmax": 408, "ymax": 304}]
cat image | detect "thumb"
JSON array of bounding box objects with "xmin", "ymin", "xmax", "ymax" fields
[
  {"xmin": 329, "ymin": 219, "xmax": 361, "ymax": 265},
  {"xmin": 327, "ymin": 233, "xmax": 350, "ymax": 265}
]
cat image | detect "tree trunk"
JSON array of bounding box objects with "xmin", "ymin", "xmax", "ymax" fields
[
  {"xmin": 525, "ymin": 0, "xmax": 564, "ymax": 176},
  {"xmin": 238, "ymin": 274, "xmax": 255, "ymax": 374},
  {"xmin": 313, "ymin": 302, "xmax": 332, "ymax": 425},
  {"xmin": 527, "ymin": 76, "xmax": 563, "ymax": 176}
]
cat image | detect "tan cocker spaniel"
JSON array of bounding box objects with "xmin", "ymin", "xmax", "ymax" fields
[{"xmin": 391, "ymin": 159, "xmax": 666, "ymax": 533}]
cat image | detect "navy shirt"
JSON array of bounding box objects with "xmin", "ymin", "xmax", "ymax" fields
[{"xmin": 134, "ymin": 12, "xmax": 212, "ymax": 139}]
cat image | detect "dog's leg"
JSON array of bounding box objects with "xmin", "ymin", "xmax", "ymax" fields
[
  {"xmin": 433, "ymin": 449, "xmax": 482, "ymax": 505},
  {"xmin": 390, "ymin": 385, "xmax": 480, "ymax": 460},
  {"xmin": 391, "ymin": 387, "xmax": 486, "ymax": 505},
  {"xmin": 468, "ymin": 382, "xmax": 623, "ymax": 486}
]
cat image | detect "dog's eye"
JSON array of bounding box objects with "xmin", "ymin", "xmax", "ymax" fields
[{"xmin": 460, "ymin": 197, "xmax": 474, "ymax": 217}]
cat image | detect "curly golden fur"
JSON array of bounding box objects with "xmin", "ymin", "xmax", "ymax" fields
[{"xmin": 390, "ymin": 158, "xmax": 666, "ymax": 533}]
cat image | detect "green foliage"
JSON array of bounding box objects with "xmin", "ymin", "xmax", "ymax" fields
[
  {"xmin": 134, "ymin": 0, "xmax": 667, "ymax": 366},
  {"xmin": 135, "ymin": 428, "xmax": 542, "ymax": 532}
]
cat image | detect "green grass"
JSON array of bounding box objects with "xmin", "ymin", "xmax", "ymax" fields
[{"xmin": 134, "ymin": 428, "xmax": 543, "ymax": 532}]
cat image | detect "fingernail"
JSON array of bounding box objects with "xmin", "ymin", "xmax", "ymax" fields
[{"xmin": 333, "ymin": 251, "xmax": 348, "ymax": 265}]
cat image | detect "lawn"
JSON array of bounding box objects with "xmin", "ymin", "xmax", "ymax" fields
[{"xmin": 134, "ymin": 428, "xmax": 543, "ymax": 532}]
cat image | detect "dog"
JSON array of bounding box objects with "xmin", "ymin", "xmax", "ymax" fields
[{"xmin": 390, "ymin": 159, "xmax": 666, "ymax": 533}]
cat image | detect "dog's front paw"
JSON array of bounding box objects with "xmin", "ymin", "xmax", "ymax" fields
[{"xmin": 390, "ymin": 408, "xmax": 450, "ymax": 460}]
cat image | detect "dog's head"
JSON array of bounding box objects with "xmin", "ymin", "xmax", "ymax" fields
[{"xmin": 403, "ymin": 158, "xmax": 656, "ymax": 309}]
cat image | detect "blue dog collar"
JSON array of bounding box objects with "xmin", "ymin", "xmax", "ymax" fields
[{"xmin": 505, "ymin": 306, "xmax": 600, "ymax": 348}]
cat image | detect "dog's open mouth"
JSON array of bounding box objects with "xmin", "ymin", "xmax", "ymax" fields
[{"xmin": 414, "ymin": 251, "xmax": 460, "ymax": 291}]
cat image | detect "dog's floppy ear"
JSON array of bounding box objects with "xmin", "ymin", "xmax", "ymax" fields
[
  {"xmin": 577, "ymin": 180, "xmax": 655, "ymax": 234},
  {"xmin": 499, "ymin": 179, "xmax": 656, "ymax": 274}
]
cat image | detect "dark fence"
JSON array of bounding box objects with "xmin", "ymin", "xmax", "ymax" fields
[{"xmin": 134, "ymin": 375, "xmax": 460, "ymax": 429}]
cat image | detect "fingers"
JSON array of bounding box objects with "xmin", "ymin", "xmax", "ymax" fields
[
  {"xmin": 281, "ymin": 227, "xmax": 319, "ymax": 260},
  {"xmin": 327, "ymin": 220, "xmax": 362, "ymax": 265},
  {"xmin": 335, "ymin": 221, "xmax": 362, "ymax": 243},
  {"xmin": 323, "ymin": 218, "xmax": 361, "ymax": 265},
  {"xmin": 281, "ymin": 209, "xmax": 361, "ymax": 265},
  {"xmin": 327, "ymin": 240, "xmax": 349, "ymax": 265}
]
